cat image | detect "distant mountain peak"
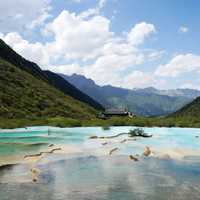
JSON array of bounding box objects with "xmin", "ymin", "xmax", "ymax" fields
[{"xmin": 61, "ymin": 73, "xmax": 200, "ymax": 117}]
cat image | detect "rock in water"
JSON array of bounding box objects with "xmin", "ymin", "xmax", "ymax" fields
[
  {"xmin": 143, "ymin": 147, "xmax": 151, "ymax": 156},
  {"xmin": 31, "ymin": 168, "xmax": 39, "ymax": 183}
]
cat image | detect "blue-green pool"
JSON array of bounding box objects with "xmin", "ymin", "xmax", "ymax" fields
[{"xmin": 0, "ymin": 126, "xmax": 200, "ymax": 200}]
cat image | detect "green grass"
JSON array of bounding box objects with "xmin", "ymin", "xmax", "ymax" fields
[{"xmin": 1, "ymin": 115, "xmax": 200, "ymax": 129}]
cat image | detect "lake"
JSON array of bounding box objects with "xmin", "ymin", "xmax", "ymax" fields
[{"xmin": 0, "ymin": 126, "xmax": 200, "ymax": 200}]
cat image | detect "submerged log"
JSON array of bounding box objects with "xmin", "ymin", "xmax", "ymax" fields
[
  {"xmin": 24, "ymin": 153, "xmax": 42, "ymax": 158},
  {"xmin": 120, "ymin": 139, "xmax": 127, "ymax": 143},
  {"xmin": 109, "ymin": 147, "xmax": 119, "ymax": 155},
  {"xmin": 89, "ymin": 129, "xmax": 152, "ymax": 140},
  {"xmin": 24, "ymin": 148, "xmax": 62, "ymax": 158},
  {"xmin": 41, "ymin": 148, "xmax": 62, "ymax": 154},
  {"xmin": 89, "ymin": 136, "xmax": 98, "ymax": 139},
  {"xmin": 129, "ymin": 155, "xmax": 139, "ymax": 161},
  {"xmin": 120, "ymin": 138, "xmax": 137, "ymax": 143}
]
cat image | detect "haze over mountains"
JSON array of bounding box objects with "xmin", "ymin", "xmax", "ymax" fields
[
  {"xmin": 0, "ymin": 39, "xmax": 103, "ymax": 119},
  {"xmin": 60, "ymin": 73, "xmax": 200, "ymax": 117}
]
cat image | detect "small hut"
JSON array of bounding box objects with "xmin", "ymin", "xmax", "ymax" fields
[{"xmin": 98, "ymin": 108, "xmax": 134, "ymax": 119}]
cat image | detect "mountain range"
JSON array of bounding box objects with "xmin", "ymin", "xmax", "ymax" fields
[
  {"xmin": 1, "ymin": 37, "xmax": 200, "ymax": 122},
  {"xmin": 60, "ymin": 73, "xmax": 200, "ymax": 117},
  {"xmin": 0, "ymin": 39, "xmax": 103, "ymax": 120}
]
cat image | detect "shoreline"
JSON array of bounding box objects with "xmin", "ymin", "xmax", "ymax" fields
[{"xmin": 1, "ymin": 116, "xmax": 200, "ymax": 129}]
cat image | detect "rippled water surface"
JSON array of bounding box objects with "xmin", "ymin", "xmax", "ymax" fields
[{"xmin": 0, "ymin": 126, "xmax": 200, "ymax": 200}]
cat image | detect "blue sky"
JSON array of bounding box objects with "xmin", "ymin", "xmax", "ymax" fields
[{"xmin": 0, "ymin": 0, "xmax": 200, "ymax": 89}]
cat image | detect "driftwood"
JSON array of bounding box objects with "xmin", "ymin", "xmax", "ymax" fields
[
  {"xmin": 89, "ymin": 130, "xmax": 152, "ymax": 140},
  {"xmin": 120, "ymin": 139, "xmax": 127, "ymax": 143},
  {"xmin": 129, "ymin": 155, "xmax": 139, "ymax": 161},
  {"xmin": 109, "ymin": 147, "xmax": 119, "ymax": 155},
  {"xmin": 120, "ymin": 138, "xmax": 137, "ymax": 143},
  {"xmin": 24, "ymin": 148, "xmax": 62, "ymax": 158},
  {"xmin": 89, "ymin": 136, "xmax": 98, "ymax": 139},
  {"xmin": 100, "ymin": 133, "xmax": 126, "ymax": 139}
]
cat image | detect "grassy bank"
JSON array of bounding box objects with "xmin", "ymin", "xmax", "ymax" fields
[{"xmin": 1, "ymin": 116, "xmax": 200, "ymax": 129}]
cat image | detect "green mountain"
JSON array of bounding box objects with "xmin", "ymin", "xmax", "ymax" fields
[
  {"xmin": 60, "ymin": 73, "xmax": 194, "ymax": 116},
  {"xmin": 171, "ymin": 96, "xmax": 200, "ymax": 118},
  {"xmin": 0, "ymin": 39, "xmax": 104, "ymax": 111},
  {"xmin": 0, "ymin": 39, "xmax": 102, "ymax": 120}
]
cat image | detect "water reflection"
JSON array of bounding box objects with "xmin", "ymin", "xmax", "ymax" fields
[{"xmin": 0, "ymin": 155, "xmax": 200, "ymax": 200}]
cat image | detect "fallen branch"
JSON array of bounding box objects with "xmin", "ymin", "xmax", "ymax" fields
[
  {"xmin": 89, "ymin": 129, "xmax": 152, "ymax": 140},
  {"xmin": 24, "ymin": 148, "xmax": 62, "ymax": 158},
  {"xmin": 109, "ymin": 147, "xmax": 119, "ymax": 155},
  {"xmin": 129, "ymin": 155, "xmax": 139, "ymax": 161}
]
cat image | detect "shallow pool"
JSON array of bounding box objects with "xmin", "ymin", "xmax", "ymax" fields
[{"xmin": 0, "ymin": 126, "xmax": 200, "ymax": 200}]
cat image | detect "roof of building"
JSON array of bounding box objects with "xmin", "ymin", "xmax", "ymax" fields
[{"xmin": 103, "ymin": 109, "xmax": 129, "ymax": 115}]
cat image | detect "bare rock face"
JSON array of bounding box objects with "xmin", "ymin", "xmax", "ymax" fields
[{"xmin": 143, "ymin": 146, "xmax": 151, "ymax": 156}]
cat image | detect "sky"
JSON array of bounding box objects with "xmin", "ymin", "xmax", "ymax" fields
[{"xmin": 0, "ymin": 0, "xmax": 200, "ymax": 90}]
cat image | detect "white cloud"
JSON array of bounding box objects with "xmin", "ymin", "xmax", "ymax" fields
[
  {"xmin": 79, "ymin": 0, "xmax": 107, "ymax": 18},
  {"xmin": 84, "ymin": 52, "xmax": 144, "ymax": 86},
  {"xmin": 127, "ymin": 22, "xmax": 156, "ymax": 46},
  {"xmin": 28, "ymin": 6, "xmax": 52, "ymax": 29},
  {"xmin": 0, "ymin": 4, "xmax": 158, "ymax": 89},
  {"xmin": 0, "ymin": 0, "xmax": 51, "ymax": 33},
  {"xmin": 46, "ymin": 63, "xmax": 83, "ymax": 75},
  {"xmin": 1, "ymin": 32, "xmax": 49, "ymax": 66},
  {"xmin": 44, "ymin": 10, "xmax": 113, "ymax": 61},
  {"xmin": 179, "ymin": 26, "xmax": 189, "ymax": 33},
  {"xmin": 147, "ymin": 50, "xmax": 165, "ymax": 61},
  {"xmin": 155, "ymin": 54, "xmax": 200, "ymax": 77},
  {"xmin": 122, "ymin": 71, "xmax": 154, "ymax": 88}
]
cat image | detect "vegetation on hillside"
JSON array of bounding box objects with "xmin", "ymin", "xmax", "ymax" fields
[
  {"xmin": 0, "ymin": 39, "xmax": 104, "ymax": 110},
  {"xmin": 170, "ymin": 96, "xmax": 200, "ymax": 118},
  {"xmin": 0, "ymin": 58, "xmax": 97, "ymax": 120},
  {"xmin": 1, "ymin": 115, "xmax": 200, "ymax": 129}
]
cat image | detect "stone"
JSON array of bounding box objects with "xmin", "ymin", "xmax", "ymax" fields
[{"xmin": 143, "ymin": 146, "xmax": 151, "ymax": 156}]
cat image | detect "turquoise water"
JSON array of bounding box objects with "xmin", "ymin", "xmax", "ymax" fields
[
  {"xmin": 0, "ymin": 126, "xmax": 200, "ymax": 199},
  {"xmin": 0, "ymin": 126, "xmax": 199, "ymax": 157}
]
